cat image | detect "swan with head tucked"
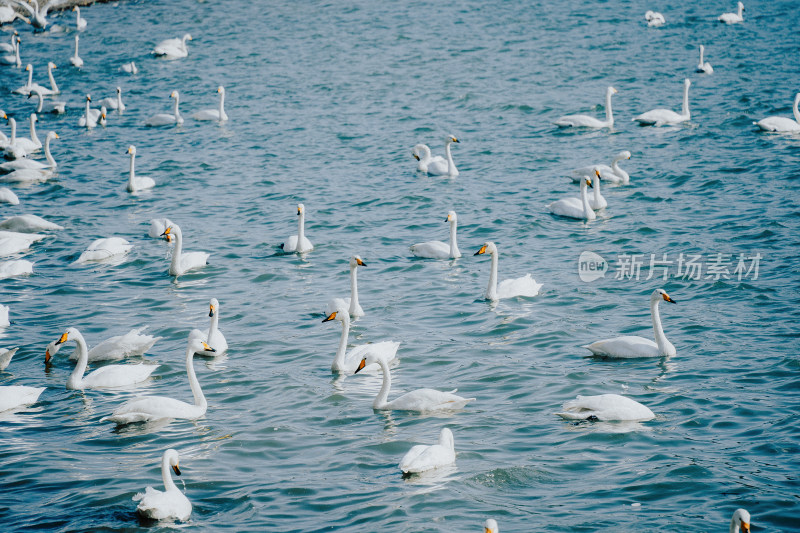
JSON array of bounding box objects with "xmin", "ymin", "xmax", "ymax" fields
[
  {"xmin": 63, "ymin": 327, "xmax": 161, "ymax": 363},
  {"xmin": 426, "ymin": 135, "xmax": 459, "ymax": 176},
  {"xmin": 633, "ymin": 78, "xmax": 691, "ymax": 126},
  {"xmin": 101, "ymin": 336, "xmax": 214, "ymax": 424},
  {"xmin": 0, "ymin": 259, "xmax": 33, "ymax": 279},
  {"xmin": 99, "ymin": 87, "xmax": 125, "ymax": 112},
  {"xmin": 584, "ymin": 289, "xmax": 677, "ymax": 358},
  {"xmin": 146, "ymin": 91, "xmax": 182, "ymax": 126},
  {"xmin": 355, "ymin": 351, "xmax": 474, "ymax": 411},
  {"xmin": 153, "ymin": 33, "xmax": 192, "ymax": 59},
  {"xmin": 696, "ymin": 45, "xmax": 713, "ymax": 74},
  {"xmin": 29, "ymin": 87, "xmax": 65, "ymax": 113},
  {"xmin": 399, "ymin": 427, "xmax": 456, "ymax": 475},
  {"xmin": 0, "ymin": 230, "xmax": 45, "ymax": 256},
  {"xmin": 121, "ymin": 61, "xmax": 138, "ymax": 74},
  {"xmin": 188, "ymin": 298, "xmax": 228, "ymax": 356},
  {"xmin": 0, "ymin": 166, "xmax": 51, "ymax": 184},
  {"xmin": 0, "ymin": 384, "xmax": 44, "ymax": 412},
  {"xmin": 0, "ymin": 36, "xmax": 20, "ymax": 67},
  {"xmin": 754, "ymin": 93, "xmax": 800, "ymax": 133},
  {"xmin": 322, "ymin": 307, "xmax": 399, "ymax": 374},
  {"xmin": 325, "ymin": 255, "xmax": 367, "ymax": 318},
  {"xmin": 0, "ymin": 214, "xmax": 63, "ymax": 232},
  {"xmin": 411, "ymin": 211, "xmax": 461, "ymax": 259},
  {"xmin": 0, "ymin": 188, "xmax": 19, "ymax": 204},
  {"xmin": 78, "ymin": 95, "xmax": 104, "ymax": 129},
  {"xmin": 474, "ymin": 241, "xmax": 543, "ymax": 300},
  {"xmin": 133, "ymin": 449, "xmax": 192, "ymax": 522},
  {"xmin": 554, "ymin": 86, "xmax": 617, "ymax": 128},
  {"xmin": 46, "ymin": 328, "xmax": 157, "ymax": 390},
  {"xmin": 69, "ymin": 34, "xmax": 83, "ymax": 67},
  {"xmin": 719, "ymin": 2, "xmax": 744, "ymax": 24},
  {"xmin": 72, "ymin": 5, "xmax": 86, "ymax": 30},
  {"xmin": 729, "ymin": 509, "xmax": 751, "ymax": 533},
  {"xmin": 548, "ymin": 178, "xmax": 596, "ymax": 220},
  {"xmin": 160, "ymin": 223, "xmax": 209, "ymax": 276},
  {"xmin": 645, "ymin": 11, "xmax": 665, "ymax": 27},
  {"xmin": 484, "ymin": 519, "xmax": 499, "ymax": 533},
  {"xmin": 0, "ymin": 132, "xmax": 56, "ymax": 174},
  {"xmin": 556, "ymin": 394, "xmax": 655, "ymax": 421},
  {"xmin": 280, "ymin": 203, "xmax": 313, "ymax": 253},
  {"xmin": 126, "ymin": 145, "xmax": 155, "ymax": 193},
  {"xmin": 193, "ymin": 86, "xmax": 227, "ymax": 121},
  {"xmin": 74, "ymin": 237, "xmax": 132, "ymax": 263},
  {"xmin": 412, "ymin": 144, "xmax": 447, "ymax": 173}
]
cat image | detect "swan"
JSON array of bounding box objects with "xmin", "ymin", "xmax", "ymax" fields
[
  {"xmin": 160, "ymin": 223, "xmax": 209, "ymax": 276},
  {"xmin": 325, "ymin": 255, "xmax": 367, "ymax": 318},
  {"xmin": 0, "ymin": 303, "xmax": 8, "ymax": 327},
  {"xmin": 11, "ymin": 113, "xmax": 41, "ymax": 153},
  {"xmin": 411, "ymin": 210, "xmax": 461, "ymax": 259},
  {"xmin": 633, "ymin": 78, "xmax": 691, "ymax": 126},
  {"xmin": 29, "ymin": 87, "xmax": 65, "ymax": 113},
  {"xmin": 485, "ymin": 519, "xmax": 499, "ymax": 533},
  {"xmin": 583, "ymin": 288, "xmax": 677, "ymax": 358},
  {"xmin": 188, "ymin": 298, "xmax": 228, "ymax": 355},
  {"xmin": 98, "ymin": 106, "xmax": 107, "ymax": 127},
  {"xmin": 0, "ymin": 31, "xmax": 17, "ymax": 53},
  {"xmin": 280, "ymin": 203, "xmax": 313, "ymax": 253},
  {"xmin": 571, "ymin": 150, "xmax": 631, "ymax": 185},
  {"xmin": 0, "ymin": 384, "xmax": 44, "ymax": 412},
  {"xmin": 0, "ymin": 214, "xmax": 63, "ymax": 232},
  {"xmin": 0, "ymin": 6, "xmax": 28, "ymax": 25},
  {"xmin": 0, "ymin": 131, "xmax": 56, "ymax": 174},
  {"xmin": 0, "ymin": 230, "xmax": 45, "ymax": 256},
  {"xmin": 65, "ymin": 327, "xmax": 161, "ymax": 362},
  {"xmin": 73, "ymin": 5, "xmax": 86, "ymax": 30},
  {"xmin": 12, "ymin": 63, "xmax": 36, "ymax": 95},
  {"xmin": 32, "ymin": 61, "xmax": 59, "ymax": 95},
  {"xmin": 121, "ymin": 61, "xmax": 138, "ymax": 74},
  {"xmin": 548, "ymin": 177, "xmax": 596, "ymax": 220},
  {"xmin": 0, "ymin": 166, "xmax": 51, "ymax": 184},
  {"xmin": 399, "ymin": 428, "xmax": 456, "ymax": 475},
  {"xmin": 556, "ymin": 394, "xmax": 655, "ymax": 421},
  {"xmin": 696, "ymin": 45, "xmax": 713, "ymax": 74},
  {"xmin": 718, "ymin": 2, "xmax": 744, "ymax": 24},
  {"xmin": 46, "ymin": 328, "xmax": 157, "ymax": 390},
  {"xmin": 754, "ymin": 93, "xmax": 800, "ymax": 133},
  {"xmin": 134, "ymin": 449, "xmax": 192, "ymax": 521},
  {"xmin": 411, "ymin": 144, "xmax": 446, "ymax": 173},
  {"xmin": 554, "ymin": 86, "xmax": 617, "ymax": 128},
  {"xmin": 426, "ymin": 135, "xmax": 459, "ymax": 176},
  {"xmin": 10, "ymin": 0, "xmax": 57, "ymax": 30},
  {"xmin": 474, "ymin": 241, "xmax": 542, "ymax": 300},
  {"xmin": 145, "ymin": 91, "xmax": 183, "ymax": 126},
  {"xmin": 99, "ymin": 87, "xmax": 125, "ymax": 112},
  {"xmin": 355, "ymin": 351, "xmax": 474, "ymax": 411},
  {"xmin": 126, "ymin": 145, "xmax": 155, "ymax": 193},
  {"xmin": 1, "ymin": 118, "xmax": 27, "ymax": 160},
  {"xmin": 645, "ymin": 10, "xmax": 665, "ymax": 27},
  {"xmin": 78, "ymin": 95, "xmax": 104, "ymax": 129},
  {"xmin": 153, "ymin": 33, "xmax": 192, "ymax": 59},
  {"xmin": 729, "ymin": 509, "xmax": 751, "ymax": 533},
  {"xmin": 0, "ymin": 259, "xmax": 33, "ymax": 279},
  {"xmin": 193, "ymin": 86, "xmax": 227, "ymax": 121},
  {"xmin": 0, "ymin": 187, "xmax": 19, "ymax": 204},
  {"xmin": 587, "ymin": 170, "xmax": 607, "ymax": 210},
  {"xmin": 69, "ymin": 34, "xmax": 83, "ymax": 67},
  {"xmin": 148, "ymin": 218, "xmax": 173, "ymax": 238},
  {"xmin": 322, "ymin": 306, "xmax": 399, "ymax": 374},
  {"xmin": 0, "ymin": 36, "xmax": 20, "ymax": 67},
  {"xmin": 101, "ymin": 336, "xmax": 214, "ymax": 424},
  {"xmin": 0, "ymin": 347, "xmax": 18, "ymax": 370},
  {"xmin": 74, "ymin": 237, "xmax": 132, "ymax": 263}
]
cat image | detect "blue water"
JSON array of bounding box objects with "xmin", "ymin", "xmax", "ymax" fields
[{"xmin": 1, "ymin": 0, "xmax": 799, "ymax": 530}]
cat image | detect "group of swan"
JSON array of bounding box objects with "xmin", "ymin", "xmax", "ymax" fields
[
  {"xmin": 399, "ymin": 427, "xmax": 456, "ymax": 475},
  {"xmin": 13, "ymin": 62, "xmax": 59, "ymax": 96},
  {"xmin": 571, "ymin": 150, "xmax": 631, "ymax": 185},
  {"xmin": 160, "ymin": 222, "xmax": 210, "ymax": 276},
  {"xmin": 411, "ymin": 210, "xmax": 461, "ymax": 259},
  {"xmin": 78, "ymin": 95, "xmax": 106, "ymax": 129},
  {"xmin": 146, "ymin": 87, "xmax": 227, "ymax": 125},
  {"xmin": 548, "ymin": 173, "xmax": 604, "ymax": 221},
  {"xmin": 280, "ymin": 203, "xmax": 313, "ymax": 253},
  {"xmin": 126, "ymin": 145, "xmax": 155, "ymax": 193},
  {"xmin": 325, "ymin": 255, "xmax": 366, "ymax": 318},
  {"xmin": 0, "ymin": 35, "xmax": 20, "ymax": 67},
  {"xmin": 323, "ymin": 307, "xmax": 399, "ymax": 374},
  {"xmin": 153, "ymin": 33, "xmax": 192, "ymax": 59},
  {"xmin": 633, "ymin": 78, "xmax": 691, "ymax": 126},
  {"xmin": 188, "ymin": 298, "xmax": 228, "ymax": 355},
  {"xmin": 555, "ymin": 86, "xmax": 617, "ymax": 129},
  {"xmin": 474, "ymin": 241, "xmax": 542, "ymax": 301},
  {"xmin": 412, "ymin": 135, "xmax": 459, "ymax": 177}
]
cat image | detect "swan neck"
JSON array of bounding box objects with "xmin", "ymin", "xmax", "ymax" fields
[
  {"xmin": 9, "ymin": 119, "xmax": 15, "ymax": 142},
  {"xmin": 605, "ymin": 90, "xmax": 614, "ymax": 124},
  {"xmin": 128, "ymin": 152, "xmax": 135, "ymax": 187},
  {"xmin": 219, "ymin": 91, "xmax": 227, "ymax": 120},
  {"xmin": 68, "ymin": 331, "xmax": 89, "ymax": 388},
  {"xmin": 48, "ymin": 65, "xmax": 57, "ymax": 93},
  {"xmin": 699, "ymin": 46, "xmax": 704, "ymax": 64},
  {"xmin": 85, "ymin": 99, "xmax": 90, "ymax": 121},
  {"xmin": 297, "ymin": 211, "xmax": 305, "ymax": 241},
  {"xmin": 449, "ymin": 220, "xmax": 460, "ymax": 258},
  {"xmin": 487, "ymin": 250, "xmax": 499, "ymax": 300},
  {"xmin": 580, "ymin": 181, "xmax": 592, "ymax": 217},
  {"xmin": 185, "ymin": 344, "xmax": 206, "ymax": 408},
  {"xmin": 793, "ymin": 94, "xmax": 800, "ymax": 124},
  {"xmin": 35, "ymin": 91, "xmax": 43, "ymax": 113},
  {"xmin": 651, "ymin": 298, "xmax": 669, "ymax": 352},
  {"xmin": 349, "ymin": 265, "xmax": 359, "ymax": 311},
  {"xmin": 29, "ymin": 115, "xmax": 39, "ymax": 144},
  {"xmin": 374, "ymin": 357, "xmax": 391, "ymax": 408},
  {"xmin": 445, "ymin": 142, "xmax": 456, "ymax": 176},
  {"xmin": 593, "ymin": 175, "xmax": 601, "ymax": 202},
  {"xmin": 173, "ymin": 96, "xmax": 181, "ymax": 119},
  {"xmin": 170, "ymin": 229, "xmax": 183, "ymax": 273},
  {"xmin": 333, "ymin": 314, "xmax": 349, "ymax": 369},
  {"xmin": 26, "ymin": 67, "xmax": 32, "ymax": 87},
  {"xmin": 682, "ymin": 83, "xmax": 690, "ymax": 117},
  {"xmin": 75, "ymin": 36, "xmax": 79, "ymax": 54},
  {"xmin": 161, "ymin": 454, "xmax": 179, "ymax": 492},
  {"xmin": 44, "ymin": 134, "xmax": 55, "ymax": 167},
  {"xmin": 208, "ymin": 306, "xmax": 219, "ymax": 337}
]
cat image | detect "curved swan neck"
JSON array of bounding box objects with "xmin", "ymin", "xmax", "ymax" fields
[
  {"xmin": 374, "ymin": 357, "xmax": 392, "ymax": 408},
  {"xmin": 44, "ymin": 134, "xmax": 55, "ymax": 167},
  {"xmin": 29, "ymin": 115, "xmax": 39, "ymax": 145},
  {"xmin": 650, "ymin": 297, "xmax": 669, "ymax": 352},
  {"xmin": 161, "ymin": 453, "xmax": 178, "ymax": 492},
  {"xmin": 47, "ymin": 65, "xmax": 57, "ymax": 93},
  {"xmin": 67, "ymin": 330, "xmax": 89, "ymax": 389},
  {"xmin": 170, "ymin": 228, "xmax": 184, "ymax": 273},
  {"xmin": 793, "ymin": 94, "xmax": 800, "ymax": 124},
  {"xmin": 487, "ymin": 249, "xmax": 499, "ymax": 300},
  {"xmin": 444, "ymin": 141, "xmax": 456, "ymax": 176},
  {"xmin": 185, "ymin": 343, "xmax": 206, "ymax": 408},
  {"xmin": 605, "ymin": 89, "xmax": 614, "ymax": 124},
  {"xmin": 449, "ymin": 219, "xmax": 460, "ymax": 257},
  {"xmin": 349, "ymin": 264, "xmax": 359, "ymax": 310},
  {"xmin": 333, "ymin": 313, "xmax": 350, "ymax": 370},
  {"xmin": 173, "ymin": 95, "xmax": 181, "ymax": 119}
]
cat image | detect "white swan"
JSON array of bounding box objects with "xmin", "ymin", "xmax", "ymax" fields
[
  {"xmin": 0, "ymin": 303, "xmax": 8, "ymax": 327},
  {"xmin": 148, "ymin": 218, "xmax": 173, "ymax": 239},
  {"xmin": 719, "ymin": 2, "xmax": 744, "ymax": 24},
  {"xmin": 78, "ymin": 95, "xmax": 104, "ymax": 129},
  {"xmin": 355, "ymin": 351, "xmax": 474, "ymax": 411},
  {"xmin": 11, "ymin": 113, "xmax": 41, "ymax": 154},
  {"xmin": 73, "ymin": 5, "xmax": 86, "ymax": 30},
  {"xmin": 696, "ymin": 45, "xmax": 713, "ymax": 74},
  {"xmin": 426, "ymin": 135, "xmax": 460, "ymax": 177},
  {"xmin": 46, "ymin": 328, "xmax": 157, "ymax": 390},
  {"xmin": 65, "ymin": 327, "xmax": 161, "ymax": 362},
  {"xmin": 554, "ymin": 86, "xmax": 617, "ymax": 128},
  {"xmin": 153, "ymin": 33, "xmax": 192, "ymax": 59},
  {"xmin": 474, "ymin": 241, "xmax": 542, "ymax": 300},
  {"xmin": 399, "ymin": 427, "xmax": 456, "ymax": 475},
  {"xmin": 101, "ymin": 336, "xmax": 213, "ymax": 424},
  {"xmin": 99, "ymin": 87, "xmax": 125, "ymax": 112},
  {"xmin": 0, "ymin": 214, "xmax": 63, "ymax": 232},
  {"xmin": 583, "ymin": 289, "xmax": 677, "ymax": 358},
  {"xmin": 126, "ymin": 145, "xmax": 155, "ymax": 193},
  {"xmin": 145, "ymin": 91, "xmax": 183, "ymax": 126},
  {"xmin": 485, "ymin": 519, "xmax": 499, "ymax": 533},
  {"xmin": 188, "ymin": 298, "xmax": 228, "ymax": 355},
  {"xmin": 754, "ymin": 93, "xmax": 800, "ymax": 133},
  {"xmin": 322, "ymin": 307, "xmax": 399, "ymax": 374},
  {"xmin": 0, "ymin": 31, "xmax": 17, "ymax": 53},
  {"xmin": 74, "ymin": 237, "xmax": 132, "ymax": 263},
  {"xmin": 556, "ymin": 394, "xmax": 655, "ymax": 421},
  {"xmin": 729, "ymin": 509, "xmax": 751, "ymax": 533},
  {"xmin": 193, "ymin": 86, "xmax": 227, "ymax": 121},
  {"xmin": 29, "ymin": 87, "xmax": 65, "ymax": 113},
  {"xmin": 134, "ymin": 449, "xmax": 192, "ymax": 521},
  {"xmin": 0, "ymin": 36, "xmax": 20, "ymax": 67},
  {"xmin": 35, "ymin": 61, "xmax": 59, "ymax": 95},
  {"xmin": 0, "ymin": 230, "xmax": 45, "ymax": 256},
  {"xmin": 548, "ymin": 178, "xmax": 596, "ymax": 221},
  {"xmin": 587, "ymin": 170, "xmax": 606, "ymax": 210},
  {"xmin": 0, "ymin": 131, "xmax": 56, "ymax": 173},
  {"xmin": 0, "ymin": 347, "xmax": 18, "ymax": 370},
  {"xmin": 12, "ymin": 63, "xmax": 37, "ymax": 95},
  {"xmin": 1, "ymin": 118, "xmax": 27, "ymax": 160},
  {"xmin": 0, "ymin": 384, "xmax": 44, "ymax": 412},
  {"xmin": 121, "ymin": 61, "xmax": 138, "ymax": 74},
  {"xmin": 644, "ymin": 10, "xmax": 665, "ymax": 27},
  {"xmin": 325, "ymin": 255, "xmax": 367, "ymax": 318},
  {"xmin": 0, "ymin": 259, "xmax": 33, "ymax": 279},
  {"xmin": 571, "ymin": 150, "xmax": 631, "ymax": 185},
  {"xmin": 0, "ymin": 188, "xmax": 19, "ymax": 204},
  {"xmin": 280, "ymin": 203, "xmax": 313, "ymax": 253},
  {"xmin": 633, "ymin": 78, "xmax": 691, "ymax": 126},
  {"xmin": 10, "ymin": 0, "xmax": 57, "ymax": 30},
  {"xmin": 160, "ymin": 223, "xmax": 209, "ymax": 276},
  {"xmin": 411, "ymin": 144, "xmax": 447, "ymax": 173},
  {"xmin": 0, "ymin": 7, "xmax": 28, "ymax": 25},
  {"xmin": 411, "ymin": 211, "xmax": 461, "ymax": 259},
  {"xmin": 69, "ymin": 34, "xmax": 83, "ymax": 67}
]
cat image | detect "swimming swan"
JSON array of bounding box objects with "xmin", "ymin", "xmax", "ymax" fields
[
  {"xmin": 0, "ymin": 36, "xmax": 20, "ymax": 67},
  {"xmin": 474, "ymin": 241, "xmax": 543, "ymax": 300},
  {"xmin": 554, "ymin": 86, "xmax": 617, "ymax": 128},
  {"xmin": 718, "ymin": 2, "xmax": 744, "ymax": 24},
  {"xmin": 29, "ymin": 87, "xmax": 66, "ymax": 114},
  {"xmin": 73, "ymin": 5, "xmax": 86, "ymax": 30},
  {"xmin": 188, "ymin": 298, "xmax": 228, "ymax": 355},
  {"xmin": 754, "ymin": 93, "xmax": 800, "ymax": 133},
  {"xmin": 556, "ymin": 394, "xmax": 655, "ymax": 421},
  {"xmin": 0, "ymin": 347, "xmax": 17, "ymax": 370},
  {"xmin": 411, "ymin": 211, "xmax": 461, "ymax": 259},
  {"xmin": 583, "ymin": 288, "xmax": 677, "ymax": 358},
  {"xmin": 0, "ymin": 213, "xmax": 63, "ymax": 232},
  {"xmin": 399, "ymin": 427, "xmax": 456, "ymax": 475},
  {"xmin": 587, "ymin": 170, "xmax": 606, "ymax": 210},
  {"xmin": 101, "ymin": 336, "xmax": 214, "ymax": 424},
  {"xmin": 485, "ymin": 519, "xmax": 500, "ymax": 533},
  {"xmin": 412, "ymin": 144, "xmax": 446, "ymax": 173},
  {"xmin": 0, "ymin": 259, "xmax": 33, "ymax": 279},
  {"xmin": 696, "ymin": 45, "xmax": 713, "ymax": 74},
  {"xmin": 160, "ymin": 223, "xmax": 209, "ymax": 276},
  {"xmin": 355, "ymin": 351, "xmax": 474, "ymax": 411},
  {"xmin": 0, "ymin": 188, "xmax": 19, "ymax": 204},
  {"xmin": 645, "ymin": 11, "xmax": 665, "ymax": 27},
  {"xmin": 193, "ymin": 86, "xmax": 227, "ymax": 121},
  {"xmin": 280, "ymin": 203, "xmax": 313, "ymax": 253},
  {"xmin": 70, "ymin": 34, "xmax": 83, "ymax": 67},
  {"xmin": 571, "ymin": 150, "xmax": 631, "ymax": 185},
  {"xmin": 322, "ymin": 307, "xmax": 399, "ymax": 374},
  {"xmin": 10, "ymin": 0, "xmax": 58, "ymax": 30},
  {"xmin": 11, "ymin": 114, "xmax": 41, "ymax": 154},
  {"xmin": 633, "ymin": 78, "xmax": 691, "ymax": 126},
  {"xmin": 74, "ymin": 237, "xmax": 132, "ymax": 263},
  {"xmin": 66, "ymin": 327, "xmax": 161, "ymax": 362},
  {"xmin": 427, "ymin": 135, "xmax": 459, "ymax": 177},
  {"xmin": 729, "ymin": 509, "xmax": 751, "ymax": 533},
  {"xmin": 133, "ymin": 449, "xmax": 192, "ymax": 521},
  {"xmin": 325, "ymin": 255, "xmax": 367, "ymax": 318},
  {"xmin": 78, "ymin": 95, "xmax": 104, "ymax": 128},
  {"xmin": 126, "ymin": 145, "xmax": 155, "ymax": 192},
  {"xmin": 547, "ymin": 178, "xmax": 596, "ymax": 221},
  {"xmin": 153, "ymin": 33, "xmax": 192, "ymax": 59},
  {"xmin": 0, "ymin": 230, "xmax": 45, "ymax": 256},
  {"xmin": 99, "ymin": 87, "xmax": 125, "ymax": 112},
  {"xmin": 121, "ymin": 61, "xmax": 138, "ymax": 74},
  {"xmin": 0, "ymin": 303, "xmax": 8, "ymax": 328},
  {"xmin": 146, "ymin": 91, "xmax": 183, "ymax": 126}
]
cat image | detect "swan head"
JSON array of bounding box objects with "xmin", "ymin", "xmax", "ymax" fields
[
  {"xmin": 85, "ymin": 94, "xmax": 92, "ymax": 102},
  {"xmin": 48, "ymin": 61, "xmax": 56, "ymax": 70},
  {"xmin": 446, "ymin": 210, "xmax": 457, "ymax": 223},
  {"xmin": 184, "ymin": 33, "xmax": 193, "ymax": 42},
  {"xmin": 72, "ymin": 5, "xmax": 78, "ymax": 12},
  {"xmin": 474, "ymin": 241, "xmax": 497, "ymax": 256},
  {"xmin": 44, "ymin": 340, "xmax": 60, "ymax": 363},
  {"xmin": 0, "ymin": 110, "xmax": 5, "ymax": 120},
  {"xmin": 731, "ymin": 509, "xmax": 750, "ymax": 533},
  {"xmin": 354, "ymin": 351, "xmax": 384, "ymax": 373},
  {"xmin": 165, "ymin": 449, "xmax": 182, "ymax": 476},
  {"xmin": 217, "ymin": 85, "xmax": 224, "ymax": 94},
  {"xmin": 209, "ymin": 298, "xmax": 219, "ymax": 317},
  {"xmin": 614, "ymin": 150, "xmax": 631, "ymax": 161},
  {"xmin": 484, "ymin": 518, "xmax": 499, "ymax": 533},
  {"xmin": 652, "ymin": 288, "xmax": 676, "ymax": 304},
  {"xmin": 322, "ymin": 307, "xmax": 349, "ymax": 324},
  {"xmin": 160, "ymin": 223, "xmax": 181, "ymax": 240},
  {"xmin": 127, "ymin": 145, "xmax": 137, "ymax": 156},
  {"xmin": 737, "ymin": 2, "xmax": 744, "ymax": 10},
  {"xmin": 349, "ymin": 255, "xmax": 366, "ymax": 268},
  {"xmin": 47, "ymin": 327, "xmax": 79, "ymax": 362},
  {"xmin": 188, "ymin": 336, "xmax": 214, "ymax": 354},
  {"xmin": 25, "ymin": 63, "xmax": 31, "ymax": 72},
  {"xmin": 116, "ymin": 86, "xmax": 122, "ymax": 94},
  {"xmin": 684, "ymin": 78, "xmax": 691, "ymax": 88},
  {"xmin": 170, "ymin": 90, "xmax": 179, "ymax": 100},
  {"xmin": 607, "ymin": 86, "xmax": 618, "ymax": 95},
  {"xmin": 445, "ymin": 134, "xmax": 459, "ymax": 144},
  {"xmin": 46, "ymin": 131, "xmax": 58, "ymax": 141},
  {"xmin": 296, "ymin": 203, "xmax": 304, "ymax": 216}
]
